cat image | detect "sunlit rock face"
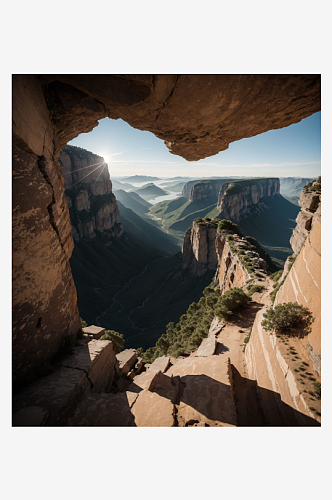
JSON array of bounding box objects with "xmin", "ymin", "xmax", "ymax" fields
[
  {"xmin": 182, "ymin": 221, "xmax": 219, "ymax": 275},
  {"xmin": 217, "ymin": 178, "xmax": 280, "ymax": 223},
  {"xmin": 59, "ymin": 146, "xmax": 123, "ymax": 243},
  {"xmin": 275, "ymin": 189, "xmax": 321, "ymax": 375},
  {"xmin": 12, "ymin": 74, "xmax": 320, "ymax": 387}
]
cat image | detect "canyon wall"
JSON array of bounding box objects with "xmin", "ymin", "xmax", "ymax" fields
[
  {"xmin": 217, "ymin": 178, "xmax": 280, "ymax": 223},
  {"xmin": 60, "ymin": 146, "xmax": 123, "ymax": 242},
  {"xmin": 182, "ymin": 221, "xmax": 218, "ymax": 275},
  {"xmin": 275, "ymin": 189, "xmax": 321, "ymax": 374},
  {"xmin": 188, "ymin": 180, "xmax": 225, "ymax": 202},
  {"xmin": 12, "ymin": 74, "xmax": 320, "ymax": 387},
  {"xmin": 182, "ymin": 221, "xmax": 267, "ymax": 288}
]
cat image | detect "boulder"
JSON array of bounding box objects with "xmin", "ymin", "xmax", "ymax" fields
[
  {"xmin": 62, "ymin": 339, "xmax": 117, "ymax": 392},
  {"xmin": 116, "ymin": 349, "xmax": 137, "ymax": 376},
  {"xmin": 147, "ymin": 355, "xmax": 171, "ymax": 373},
  {"xmin": 131, "ymin": 391, "xmax": 175, "ymax": 427},
  {"xmin": 196, "ymin": 337, "xmax": 217, "ymax": 357},
  {"xmin": 82, "ymin": 325, "xmax": 105, "ymax": 339},
  {"xmin": 208, "ymin": 316, "xmax": 225, "ymax": 338}
]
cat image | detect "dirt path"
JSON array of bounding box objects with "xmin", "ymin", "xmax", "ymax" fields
[{"xmin": 216, "ymin": 277, "xmax": 274, "ymax": 425}]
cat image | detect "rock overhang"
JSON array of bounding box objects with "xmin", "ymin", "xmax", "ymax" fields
[{"xmin": 39, "ymin": 74, "xmax": 321, "ymax": 161}]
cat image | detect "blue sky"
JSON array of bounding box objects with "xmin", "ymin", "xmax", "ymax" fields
[{"xmin": 68, "ymin": 111, "xmax": 321, "ymax": 179}]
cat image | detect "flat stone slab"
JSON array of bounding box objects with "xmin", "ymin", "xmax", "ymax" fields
[
  {"xmin": 147, "ymin": 356, "xmax": 171, "ymax": 373},
  {"xmin": 68, "ymin": 392, "xmax": 136, "ymax": 426},
  {"xmin": 166, "ymin": 356, "xmax": 236, "ymax": 427},
  {"xmin": 62, "ymin": 339, "xmax": 116, "ymax": 392},
  {"xmin": 131, "ymin": 390, "xmax": 175, "ymax": 427},
  {"xmin": 82, "ymin": 325, "xmax": 105, "ymax": 339},
  {"xmin": 196, "ymin": 337, "xmax": 217, "ymax": 357},
  {"xmin": 208, "ymin": 316, "xmax": 225, "ymax": 338},
  {"xmin": 129, "ymin": 370, "xmax": 161, "ymax": 392},
  {"xmin": 116, "ymin": 349, "xmax": 137, "ymax": 376}
]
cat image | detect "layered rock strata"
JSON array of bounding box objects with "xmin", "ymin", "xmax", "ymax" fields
[
  {"xmin": 245, "ymin": 306, "xmax": 320, "ymax": 425},
  {"xmin": 290, "ymin": 189, "xmax": 321, "ymax": 255},
  {"xmin": 182, "ymin": 221, "xmax": 218, "ymax": 275},
  {"xmin": 275, "ymin": 190, "xmax": 321, "ymax": 375},
  {"xmin": 60, "ymin": 146, "xmax": 123, "ymax": 242},
  {"xmin": 12, "ymin": 74, "xmax": 320, "ymax": 385},
  {"xmin": 217, "ymin": 178, "xmax": 280, "ymax": 223},
  {"xmin": 188, "ymin": 180, "xmax": 226, "ymax": 202},
  {"xmin": 182, "ymin": 221, "xmax": 267, "ymax": 289}
]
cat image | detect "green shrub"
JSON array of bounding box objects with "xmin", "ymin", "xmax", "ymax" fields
[
  {"xmin": 270, "ymin": 270, "xmax": 283, "ymax": 282},
  {"xmin": 247, "ymin": 284, "xmax": 265, "ymax": 296},
  {"xmin": 262, "ymin": 302, "xmax": 314, "ymax": 337},
  {"xmin": 218, "ymin": 219, "xmax": 243, "ymax": 236},
  {"xmin": 100, "ymin": 329, "xmax": 125, "ymax": 353}
]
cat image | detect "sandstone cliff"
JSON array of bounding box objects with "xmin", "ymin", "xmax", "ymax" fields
[
  {"xmin": 182, "ymin": 219, "xmax": 268, "ymax": 286},
  {"xmin": 12, "ymin": 74, "xmax": 320, "ymax": 389},
  {"xmin": 182, "ymin": 220, "xmax": 218, "ymax": 275},
  {"xmin": 290, "ymin": 188, "xmax": 321, "ymax": 255},
  {"xmin": 275, "ymin": 186, "xmax": 321, "ymax": 375},
  {"xmin": 217, "ymin": 178, "xmax": 280, "ymax": 223},
  {"xmin": 60, "ymin": 145, "xmax": 123, "ymax": 242}
]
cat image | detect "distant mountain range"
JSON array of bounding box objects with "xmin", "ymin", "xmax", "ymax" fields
[
  {"xmin": 280, "ymin": 177, "xmax": 314, "ymax": 204},
  {"xmin": 117, "ymin": 200, "xmax": 179, "ymax": 255},
  {"xmin": 114, "ymin": 189, "xmax": 151, "ymax": 216},
  {"xmin": 114, "ymin": 175, "xmax": 161, "ymax": 183},
  {"xmin": 130, "ymin": 183, "xmax": 169, "ymax": 200}
]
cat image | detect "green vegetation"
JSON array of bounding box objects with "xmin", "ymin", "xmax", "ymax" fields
[
  {"xmin": 141, "ymin": 286, "xmax": 251, "ymax": 362},
  {"xmin": 100, "ymin": 330, "xmax": 125, "ymax": 353},
  {"xmin": 117, "ymin": 201, "xmax": 180, "ymax": 254},
  {"xmin": 218, "ymin": 219, "xmax": 243, "ymax": 236},
  {"xmin": 225, "ymin": 178, "xmax": 278, "ymax": 196},
  {"xmin": 287, "ymin": 255, "xmax": 296, "ymax": 272},
  {"xmin": 62, "ymin": 144, "xmax": 100, "ymax": 161},
  {"xmin": 303, "ymin": 176, "xmax": 321, "ymax": 193},
  {"xmin": 247, "ymin": 284, "xmax": 265, "ymax": 296},
  {"xmin": 262, "ymin": 302, "xmax": 314, "ymax": 337},
  {"xmin": 270, "ymin": 270, "xmax": 283, "ymax": 282}
]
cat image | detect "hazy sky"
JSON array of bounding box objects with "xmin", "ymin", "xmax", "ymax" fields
[{"xmin": 68, "ymin": 111, "xmax": 321, "ymax": 179}]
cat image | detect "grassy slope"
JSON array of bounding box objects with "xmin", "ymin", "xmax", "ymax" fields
[
  {"xmin": 238, "ymin": 194, "xmax": 300, "ymax": 262},
  {"xmin": 114, "ymin": 189, "xmax": 151, "ymax": 216},
  {"xmin": 117, "ymin": 201, "xmax": 180, "ymax": 254}
]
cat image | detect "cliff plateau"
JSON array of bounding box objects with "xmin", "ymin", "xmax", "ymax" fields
[{"xmin": 217, "ymin": 178, "xmax": 280, "ymax": 223}]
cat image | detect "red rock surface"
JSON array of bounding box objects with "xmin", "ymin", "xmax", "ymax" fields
[{"xmin": 12, "ymin": 74, "xmax": 320, "ymax": 386}]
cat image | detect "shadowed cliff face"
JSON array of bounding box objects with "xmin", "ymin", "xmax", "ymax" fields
[
  {"xmin": 217, "ymin": 178, "xmax": 280, "ymax": 223},
  {"xmin": 12, "ymin": 74, "xmax": 320, "ymax": 386},
  {"xmin": 59, "ymin": 146, "xmax": 123, "ymax": 242}
]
